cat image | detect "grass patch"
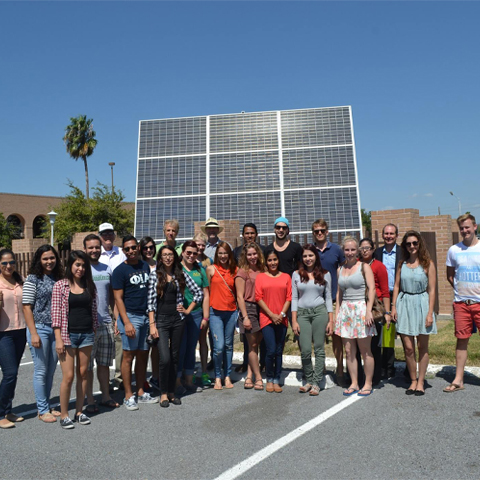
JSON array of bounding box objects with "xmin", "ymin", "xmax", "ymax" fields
[{"xmin": 235, "ymin": 320, "xmax": 480, "ymax": 367}]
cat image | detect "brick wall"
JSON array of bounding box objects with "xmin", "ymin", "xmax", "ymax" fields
[
  {"xmin": 372, "ymin": 209, "xmax": 455, "ymax": 316},
  {"xmin": 193, "ymin": 220, "xmax": 241, "ymax": 248},
  {"xmin": 11, "ymin": 238, "xmax": 48, "ymax": 254}
]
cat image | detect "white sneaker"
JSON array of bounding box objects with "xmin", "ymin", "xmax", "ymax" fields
[
  {"xmin": 137, "ymin": 392, "xmax": 159, "ymax": 404},
  {"xmin": 124, "ymin": 395, "xmax": 139, "ymax": 411}
]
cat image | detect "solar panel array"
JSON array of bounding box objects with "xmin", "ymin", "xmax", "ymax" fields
[{"xmin": 136, "ymin": 106, "xmax": 361, "ymax": 240}]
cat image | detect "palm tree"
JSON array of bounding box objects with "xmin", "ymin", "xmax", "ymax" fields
[{"xmin": 63, "ymin": 115, "xmax": 98, "ymax": 199}]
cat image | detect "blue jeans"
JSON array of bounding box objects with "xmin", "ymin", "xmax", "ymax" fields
[
  {"xmin": 27, "ymin": 324, "xmax": 58, "ymax": 415},
  {"xmin": 0, "ymin": 328, "xmax": 26, "ymax": 419},
  {"xmin": 262, "ymin": 323, "xmax": 287, "ymax": 383},
  {"xmin": 209, "ymin": 308, "xmax": 237, "ymax": 379},
  {"xmin": 177, "ymin": 309, "xmax": 203, "ymax": 377}
]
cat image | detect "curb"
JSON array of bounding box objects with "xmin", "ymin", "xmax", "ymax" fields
[{"xmin": 198, "ymin": 352, "xmax": 480, "ymax": 387}]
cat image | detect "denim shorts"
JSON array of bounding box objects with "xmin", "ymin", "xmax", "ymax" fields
[
  {"xmin": 69, "ymin": 331, "xmax": 95, "ymax": 349},
  {"xmin": 117, "ymin": 313, "xmax": 149, "ymax": 351}
]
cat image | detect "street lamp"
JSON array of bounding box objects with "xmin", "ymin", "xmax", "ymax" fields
[
  {"xmin": 109, "ymin": 162, "xmax": 115, "ymax": 195},
  {"xmin": 48, "ymin": 211, "xmax": 57, "ymax": 246},
  {"xmin": 449, "ymin": 191, "xmax": 462, "ymax": 216}
]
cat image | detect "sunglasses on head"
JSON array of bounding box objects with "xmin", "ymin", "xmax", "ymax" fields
[
  {"xmin": 406, "ymin": 241, "xmax": 419, "ymax": 247},
  {"xmin": 0, "ymin": 260, "xmax": 16, "ymax": 266},
  {"xmin": 123, "ymin": 245, "xmax": 138, "ymax": 252},
  {"xmin": 314, "ymin": 229, "xmax": 327, "ymax": 234}
]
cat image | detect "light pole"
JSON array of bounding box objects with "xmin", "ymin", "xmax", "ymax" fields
[
  {"xmin": 48, "ymin": 211, "xmax": 57, "ymax": 246},
  {"xmin": 109, "ymin": 162, "xmax": 115, "ymax": 195},
  {"xmin": 449, "ymin": 191, "xmax": 462, "ymax": 216}
]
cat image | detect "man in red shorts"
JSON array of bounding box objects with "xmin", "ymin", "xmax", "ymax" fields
[{"xmin": 444, "ymin": 213, "xmax": 480, "ymax": 392}]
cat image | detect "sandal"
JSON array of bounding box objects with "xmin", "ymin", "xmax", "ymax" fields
[
  {"xmin": 309, "ymin": 385, "xmax": 320, "ymax": 396},
  {"xmin": 50, "ymin": 409, "xmax": 61, "ymax": 417},
  {"xmin": 244, "ymin": 377, "xmax": 254, "ymax": 389},
  {"xmin": 86, "ymin": 404, "xmax": 99, "ymax": 414},
  {"xmin": 38, "ymin": 412, "xmax": 57, "ymax": 423},
  {"xmin": 299, "ymin": 383, "xmax": 312, "ymax": 393},
  {"xmin": 99, "ymin": 399, "xmax": 120, "ymax": 409},
  {"xmin": 443, "ymin": 383, "xmax": 465, "ymax": 393},
  {"xmin": 254, "ymin": 379, "xmax": 264, "ymax": 391}
]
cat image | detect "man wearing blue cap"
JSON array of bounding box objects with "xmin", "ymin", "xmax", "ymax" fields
[{"xmin": 265, "ymin": 217, "xmax": 303, "ymax": 277}]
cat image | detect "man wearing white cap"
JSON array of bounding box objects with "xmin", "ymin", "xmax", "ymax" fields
[
  {"xmin": 98, "ymin": 223, "xmax": 127, "ymax": 272},
  {"xmin": 202, "ymin": 218, "xmax": 226, "ymax": 261},
  {"xmin": 98, "ymin": 222, "xmax": 126, "ymax": 390}
]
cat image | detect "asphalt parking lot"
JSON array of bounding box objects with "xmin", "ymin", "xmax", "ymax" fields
[{"xmin": 2, "ymin": 349, "xmax": 480, "ymax": 480}]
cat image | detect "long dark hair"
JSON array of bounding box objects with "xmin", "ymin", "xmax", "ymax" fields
[
  {"xmin": 297, "ymin": 244, "xmax": 327, "ymax": 285},
  {"xmin": 65, "ymin": 250, "xmax": 96, "ymax": 299},
  {"xmin": 155, "ymin": 245, "xmax": 186, "ymax": 297},
  {"xmin": 214, "ymin": 242, "xmax": 237, "ymax": 275},
  {"xmin": 139, "ymin": 236, "xmax": 156, "ymax": 262},
  {"xmin": 0, "ymin": 249, "xmax": 23, "ymax": 285},
  {"xmin": 401, "ymin": 230, "xmax": 431, "ymax": 272},
  {"xmin": 28, "ymin": 245, "xmax": 64, "ymax": 280}
]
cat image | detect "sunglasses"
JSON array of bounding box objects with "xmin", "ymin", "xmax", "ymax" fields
[
  {"xmin": 142, "ymin": 245, "xmax": 155, "ymax": 251},
  {"xmin": 184, "ymin": 251, "xmax": 198, "ymax": 256},
  {"xmin": 313, "ymin": 229, "xmax": 327, "ymax": 234},
  {"xmin": 0, "ymin": 261, "xmax": 16, "ymax": 266},
  {"xmin": 123, "ymin": 245, "xmax": 138, "ymax": 252},
  {"xmin": 406, "ymin": 241, "xmax": 419, "ymax": 247},
  {"xmin": 275, "ymin": 226, "xmax": 288, "ymax": 231}
]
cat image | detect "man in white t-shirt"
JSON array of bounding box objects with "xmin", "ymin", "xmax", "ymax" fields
[{"xmin": 444, "ymin": 213, "xmax": 480, "ymax": 393}]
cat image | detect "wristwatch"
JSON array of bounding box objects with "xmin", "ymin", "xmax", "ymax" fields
[
  {"xmin": 280, "ymin": 312, "xmax": 287, "ymax": 318},
  {"xmin": 385, "ymin": 311, "xmax": 391, "ymax": 315}
]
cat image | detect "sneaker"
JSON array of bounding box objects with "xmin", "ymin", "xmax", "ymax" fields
[
  {"xmin": 75, "ymin": 413, "xmax": 91, "ymax": 425},
  {"xmin": 124, "ymin": 395, "xmax": 139, "ymax": 411},
  {"xmin": 149, "ymin": 377, "xmax": 160, "ymax": 391},
  {"xmin": 60, "ymin": 417, "xmax": 75, "ymax": 429},
  {"xmin": 137, "ymin": 392, "xmax": 159, "ymax": 404},
  {"xmin": 202, "ymin": 373, "xmax": 212, "ymax": 388}
]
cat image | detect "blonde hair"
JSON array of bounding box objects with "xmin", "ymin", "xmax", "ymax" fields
[
  {"xmin": 312, "ymin": 218, "xmax": 328, "ymax": 231},
  {"xmin": 457, "ymin": 213, "xmax": 476, "ymax": 226},
  {"xmin": 238, "ymin": 243, "xmax": 266, "ymax": 273},
  {"xmin": 193, "ymin": 232, "xmax": 208, "ymax": 244},
  {"xmin": 164, "ymin": 219, "xmax": 179, "ymax": 233},
  {"xmin": 342, "ymin": 235, "xmax": 358, "ymax": 249}
]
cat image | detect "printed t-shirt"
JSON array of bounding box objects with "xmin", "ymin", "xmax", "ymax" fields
[
  {"xmin": 255, "ymin": 272, "xmax": 292, "ymax": 328},
  {"xmin": 446, "ymin": 241, "xmax": 480, "ymax": 302},
  {"xmin": 183, "ymin": 265, "xmax": 209, "ymax": 311},
  {"xmin": 235, "ymin": 269, "xmax": 260, "ymax": 303},
  {"xmin": 91, "ymin": 262, "xmax": 112, "ymax": 325},
  {"xmin": 112, "ymin": 260, "xmax": 150, "ymax": 315}
]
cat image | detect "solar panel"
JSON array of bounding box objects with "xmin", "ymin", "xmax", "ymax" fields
[{"xmin": 135, "ymin": 106, "xmax": 361, "ymax": 241}]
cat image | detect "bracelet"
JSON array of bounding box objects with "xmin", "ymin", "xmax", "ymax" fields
[
  {"xmin": 202, "ymin": 318, "xmax": 209, "ymax": 322},
  {"xmin": 385, "ymin": 311, "xmax": 391, "ymax": 315}
]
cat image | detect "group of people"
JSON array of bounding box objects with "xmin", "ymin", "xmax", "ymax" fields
[{"xmin": 0, "ymin": 212, "xmax": 478, "ymax": 429}]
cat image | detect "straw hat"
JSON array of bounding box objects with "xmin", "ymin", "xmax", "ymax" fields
[{"xmin": 201, "ymin": 217, "xmax": 224, "ymax": 234}]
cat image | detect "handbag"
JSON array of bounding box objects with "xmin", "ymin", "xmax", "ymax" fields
[{"xmin": 361, "ymin": 262, "xmax": 386, "ymax": 322}]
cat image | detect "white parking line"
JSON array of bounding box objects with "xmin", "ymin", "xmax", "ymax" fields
[
  {"xmin": 20, "ymin": 361, "xmax": 34, "ymax": 366},
  {"xmin": 215, "ymin": 394, "xmax": 363, "ymax": 480}
]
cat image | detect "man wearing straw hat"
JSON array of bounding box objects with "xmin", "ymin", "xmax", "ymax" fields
[{"xmin": 202, "ymin": 218, "xmax": 227, "ymax": 261}]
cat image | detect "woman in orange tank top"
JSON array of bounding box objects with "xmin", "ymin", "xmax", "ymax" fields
[{"xmin": 206, "ymin": 242, "xmax": 238, "ymax": 390}]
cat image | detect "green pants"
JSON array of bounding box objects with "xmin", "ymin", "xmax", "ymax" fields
[{"xmin": 297, "ymin": 304, "xmax": 329, "ymax": 387}]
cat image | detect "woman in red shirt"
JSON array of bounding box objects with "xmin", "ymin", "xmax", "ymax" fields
[
  {"xmin": 206, "ymin": 242, "xmax": 238, "ymax": 390},
  {"xmin": 255, "ymin": 250, "xmax": 292, "ymax": 393},
  {"xmin": 359, "ymin": 238, "xmax": 391, "ymax": 385}
]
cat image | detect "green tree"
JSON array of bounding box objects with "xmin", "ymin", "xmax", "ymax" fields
[
  {"xmin": 63, "ymin": 115, "xmax": 98, "ymax": 200},
  {"xmin": 50, "ymin": 182, "xmax": 134, "ymax": 244},
  {"xmin": 361, "ymin": 208, "xmax": 372, "ymax": 236},
  {"xmin": 0, "ymin": 213, "xmax": 16, "ymax": 249}
]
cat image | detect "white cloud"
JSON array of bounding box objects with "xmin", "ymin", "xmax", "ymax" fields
[
  {"xmin": 411, "ymin": 193, "xmax": 418, "ymax": 198},
  {"xmin": 424, "ymin": 193, "xmax": 434, "ymax": 197}
]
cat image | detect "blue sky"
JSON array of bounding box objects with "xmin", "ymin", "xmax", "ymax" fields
[{"xmin": 1, "ymin": 1, "xmax": 479, "ymax": 220}]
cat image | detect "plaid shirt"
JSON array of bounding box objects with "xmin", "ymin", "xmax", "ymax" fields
[
  {"xmin": 147, "ymin": 270, "xmax": 203, "ymax": 318},
  {"xmin": 51, "ymin": 279, "xmax": 98, "ymax": 346}
]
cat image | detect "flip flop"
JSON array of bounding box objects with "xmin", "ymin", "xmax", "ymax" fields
[
  {"xmin": 254, "ymin": 380, "xmax": 264, "ymax": 391},
  {"xmin": 343, "ymin": 387, "xmax": 359, "ymax": 396},
  {"xmin": 244, "ymin": 377, "xmax": 254, "ymax": 389},
  {"xmin": 358, "ymin": 388, "xmax": 373, "ymax": 397},
  {"xmin": 100, "ymin": 399, "xmax": 120, "ymax": 409},
  {"xmin": 86, "ymin": 404, "xmax": 99, "ymax": 414},
  {"xmin": 443, "ymin": 383, "xmax": 465, "ymax": 393}
]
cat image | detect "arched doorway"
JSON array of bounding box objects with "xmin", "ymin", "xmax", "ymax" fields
[
  {"xmin": 6, "ymin": 214, "xmax": 24, "ymax": 239},
  {"xmin": 33, "ymin": 215, "xmax": 47, "ymax": 238}
]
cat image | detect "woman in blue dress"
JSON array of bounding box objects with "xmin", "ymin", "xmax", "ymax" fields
[{"xmin": 392, "ymin": 231, "xmax": 436, "ymax": 396}]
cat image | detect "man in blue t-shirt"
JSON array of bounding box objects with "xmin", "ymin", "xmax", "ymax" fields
[
  {"xmin": 112, "ymin": 235, "xmax": 158, "ymax": 410},
  {"xmin": 83, "ymin": 234, "xmax": 119, "ymax": 410},
  {"xmin": 312, "ymin": 219, "xmax": 346, "ymax": 385}
]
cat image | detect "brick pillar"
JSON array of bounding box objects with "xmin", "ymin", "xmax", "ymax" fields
[{"xmin": 194, "ymin": 219, "xmax": 241, "ymax": 249}]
